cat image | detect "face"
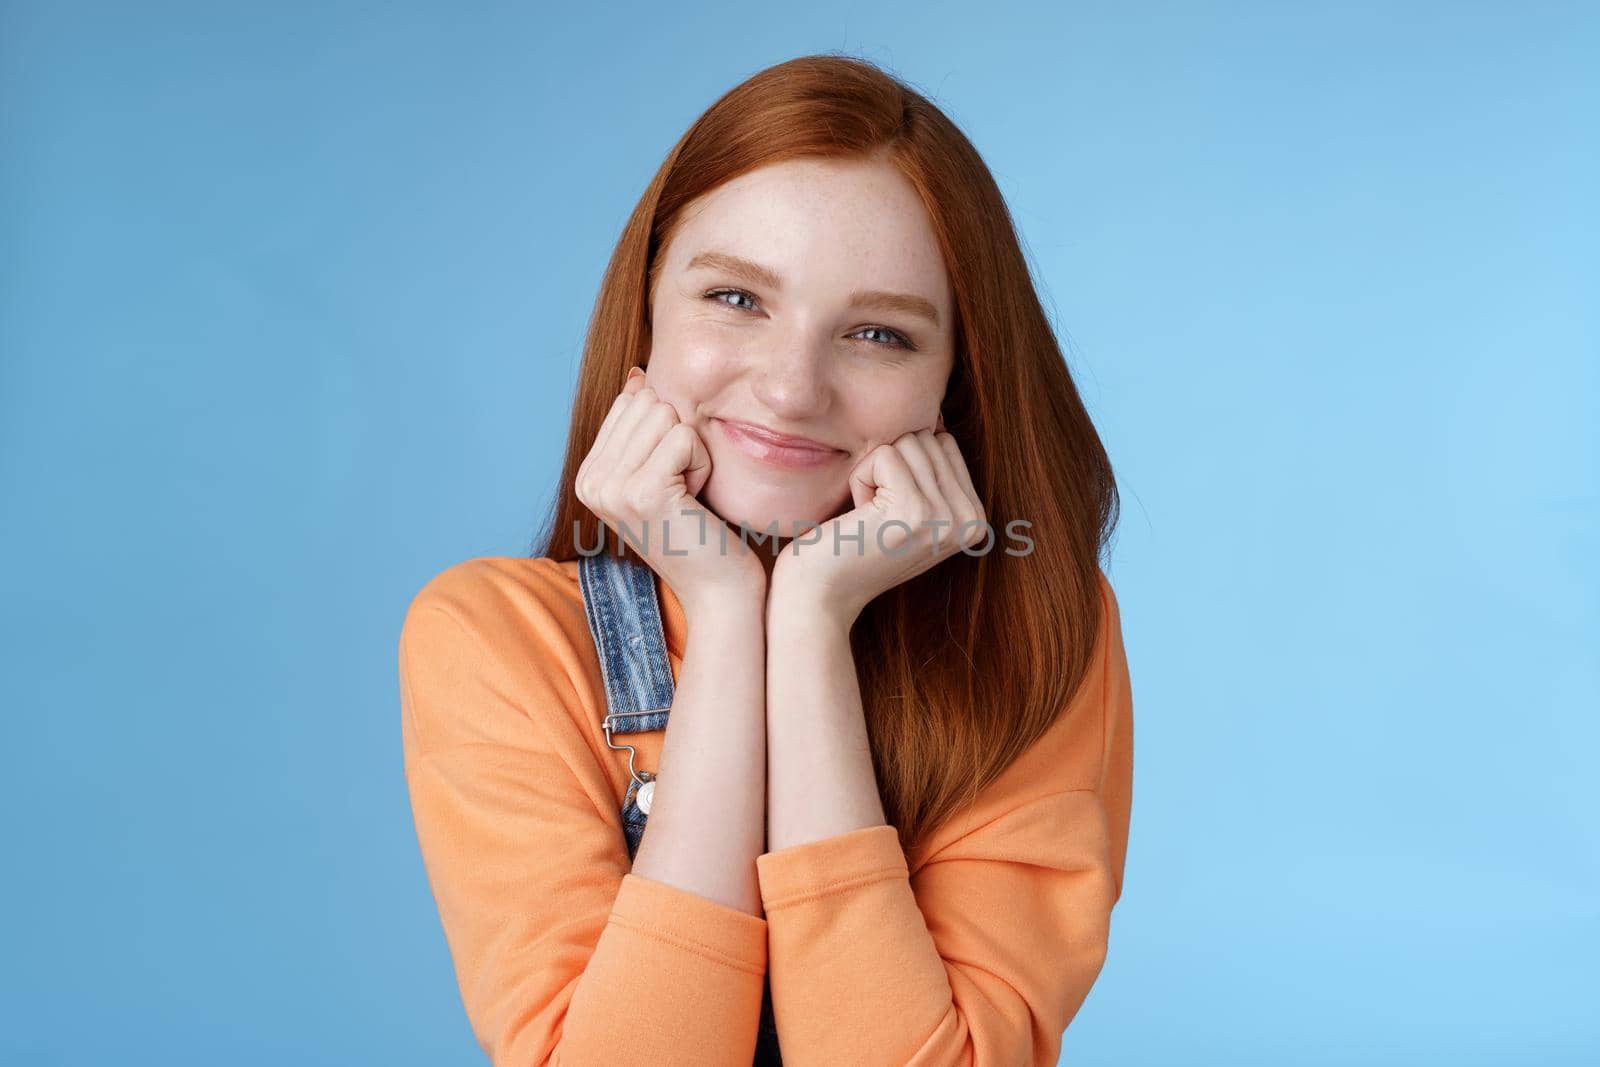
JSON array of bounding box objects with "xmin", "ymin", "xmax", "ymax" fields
[{"xmin": 643, "ymin": 153, "xmax": 956, "ymax": 540}]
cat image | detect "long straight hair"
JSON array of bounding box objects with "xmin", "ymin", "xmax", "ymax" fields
[{"xmin": 534, "ymin": 53, "xmax": 1119, "ymax": 856}]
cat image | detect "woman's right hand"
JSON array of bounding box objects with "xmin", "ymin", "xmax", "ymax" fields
[{"xmin": 575, "ymin": 366, "xmax": 765, "ymax": 616}]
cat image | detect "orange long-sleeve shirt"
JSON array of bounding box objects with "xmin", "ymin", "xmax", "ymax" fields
[{"xmin": 398, "ymin": 555, "xmax": 1133, "ymax": 1066}]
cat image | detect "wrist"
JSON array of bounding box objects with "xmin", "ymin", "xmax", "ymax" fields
[
  {"xmin": 766, "ymin": 576, "xmax": 856, "ymax": 637},
  {"xmin": 680, "ymin": 575, "xmax": 768, "ymax": 630}
]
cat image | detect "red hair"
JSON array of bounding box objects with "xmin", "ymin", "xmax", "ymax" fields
[{"xmin": 535, "ymin": 53, "xmax": 1120, "ymax": 854}]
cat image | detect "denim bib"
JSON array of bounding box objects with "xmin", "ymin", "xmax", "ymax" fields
[{"xmin": 577, "ymin": 548, "xmax": 783, "ymax": 1066}]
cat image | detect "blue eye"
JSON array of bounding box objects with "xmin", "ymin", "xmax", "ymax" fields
[
  {"xmin": 855, "ymin": 325, "xmax": 911, "ymax": 348},
  {"xmin": 707, "ymin": 288, "xmax": 758, "ymax": 312},
  {"xmin": 703, "ymin": 288, "xmax": 915, "ymax": 350}
]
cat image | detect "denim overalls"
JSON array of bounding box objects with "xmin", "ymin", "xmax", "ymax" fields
[{"xmin": 578, "ymin": 548, "xmax": 783, "ymax": 1067}]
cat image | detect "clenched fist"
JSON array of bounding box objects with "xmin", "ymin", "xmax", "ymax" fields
[{"xmin": 575, "ymin": 366, "xmax": 766, "ymax": 617}]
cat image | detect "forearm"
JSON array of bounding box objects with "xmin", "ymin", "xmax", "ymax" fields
[
  {"xmin": 630, "ymin": 583, "xmax": 769, "ymax": 916},
  {"xmin": 764, "ymin": 587, "xmax": 886, "ymax": 852}
]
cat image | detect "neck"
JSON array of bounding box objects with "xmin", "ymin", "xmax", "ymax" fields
[{"xmin": 754, "ymin": 536, "xmax": 788, "ymax": 580}]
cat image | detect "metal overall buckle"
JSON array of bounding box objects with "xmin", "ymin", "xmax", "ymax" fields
[{"xmin": 602, "ymin": 707, "xmax": 669, "ymax": 814}]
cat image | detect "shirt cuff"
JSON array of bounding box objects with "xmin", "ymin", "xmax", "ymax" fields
[
  {"xmin": 756, "ymin": 823, "xmax": 910, "ymax": 912},
  {"xmin": 611, "ymin": 872, "xmax": 769, "ymax": 975}
]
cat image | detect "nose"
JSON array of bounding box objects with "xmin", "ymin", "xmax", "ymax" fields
[{"xmin": 749, "ymin": 334, "xmax": 833, "ymax": 420}]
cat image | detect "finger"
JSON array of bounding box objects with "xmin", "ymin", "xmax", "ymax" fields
[
  {"xmin": 599, "ymin": 379, "xmax": 665, "ymax": 473},
  {"xmin": 640, "ymin": 421, "xmax": 712, "ymax": 499},
  {"xmin": 936, "ymin": 431, "xmax": 980, "ymax": 508},
  {"xmin": 919, "ymin": 427, "xmax": 974, "ymax": 527},
  {"xmin": 926, "ymin": 435, "xmax": 985, "ymax": 549},
  {"xmin": 894, "ymin": 430, "xmax": 949, "ymax": 514},
  {"xmin": 614, "ymin": 395, "xmax": 677, "ymax": 475},
  {"xmin": 586, "ymin": 394, "xmax": 631, "ymax": 471},
  {"xmin": 589, "ymin": 368, "xmax": 648, "ymax": 464},
  {"xmin": 848, "ymin": 442, "xmax": 918, "ymax": 514},
  {"xmin": 681, "ymin": 424, "xmax": 713, "ymax": 499}
]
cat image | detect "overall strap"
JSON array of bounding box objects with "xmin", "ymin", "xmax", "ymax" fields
[
  {"xmin": 577, "ymin": 548, "xmax": 674, "ymax": 853},
  {"xmin": 577, "ymin": 549, "xmax": 675, "ymax": 734}
]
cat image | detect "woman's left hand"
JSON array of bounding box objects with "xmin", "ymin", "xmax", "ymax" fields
[{"xmin": 770, "ymin": 425, "xmax": 987, "ymax": 626}]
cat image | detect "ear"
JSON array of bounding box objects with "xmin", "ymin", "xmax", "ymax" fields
[{"xmin": 935, "ymin": 409, "xmax": 947, "ymax": 433}]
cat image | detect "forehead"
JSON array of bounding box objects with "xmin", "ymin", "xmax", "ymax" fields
[{"xmin": 666, "ymin": 157, "xmax": 951, "ymax": 311}]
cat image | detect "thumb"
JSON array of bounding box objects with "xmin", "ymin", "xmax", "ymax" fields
[
  {"xmin": 646, "ymin": 422, "xmax": 712, "ymax": 500},
  {"xmin": 846, "ymin": 447, "xmax": 882, "ymax": 511},
  {"xmin": 683, "ymin": 425, "xmax": 712, "ymax": 499}
]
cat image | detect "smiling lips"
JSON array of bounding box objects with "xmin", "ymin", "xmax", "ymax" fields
[{"xmin": 715, "ymin": 418, "xmax": 844, "ymax": 471}]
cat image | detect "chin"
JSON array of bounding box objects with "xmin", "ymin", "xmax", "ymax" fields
[{"xmin": 701, "ymin": 479, "xmax": 848, "ymax": 539}]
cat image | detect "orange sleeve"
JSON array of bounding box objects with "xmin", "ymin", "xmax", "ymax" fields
[
  {"xmin": 398, "ymin": 563, "xmax": 770, "ymax": 1066},
  {"xmin": 755, "ymin": 574, "xmax": 1134, "ymax": 1066}
]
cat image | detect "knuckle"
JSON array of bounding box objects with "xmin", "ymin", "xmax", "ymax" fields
[
  {"xmin": 623, "ymin": 483, "xmax": 654, "ymax": 513},
  {"xmin": 595, "ymin": 485, "xmax": 622, "ymax": 516}
]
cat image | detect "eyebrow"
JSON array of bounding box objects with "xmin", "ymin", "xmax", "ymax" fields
[{"xmin": 684, "ymin": 250, "xmax": 942, "ymax": 329}]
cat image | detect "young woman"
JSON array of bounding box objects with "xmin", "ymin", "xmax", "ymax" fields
[{"xmin": 399, "ymin": 54, "xmax": 1133, "ymax": 1067}]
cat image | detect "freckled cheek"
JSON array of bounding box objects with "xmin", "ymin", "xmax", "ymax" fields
[
  {"xmin": 846, "ymin": 389, "xmax": 939, "ymax": 446},
  {"xmin": 650, "ymin": 322, "xmax": 744, "ymax": 414}
]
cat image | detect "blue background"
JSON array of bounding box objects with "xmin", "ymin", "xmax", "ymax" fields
[{"xmin": 3, "ymin": 2, "xmax": 1595, "ymax": 1064}]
